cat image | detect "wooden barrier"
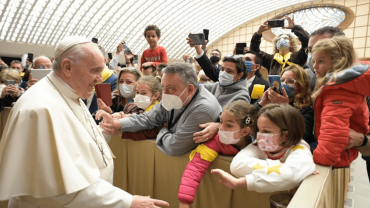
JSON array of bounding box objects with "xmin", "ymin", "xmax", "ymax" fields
[{"xmin": 0, "ymin": 108, "xmax": 349, "ymax": 208}]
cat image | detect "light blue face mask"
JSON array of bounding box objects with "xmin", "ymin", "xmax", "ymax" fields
[
  {"xmin": 282, "ymin": 83, "xmax": 295, "ymax": 100},
  {"xmin": 276, "ymin": 39, "xmax": 290, "ymax": 50},
  {"xmin": 218, "ymin": 71, "xmax": 234, "ymax": 86},
  {"xmin": 307, "ymin": 53, "xmax": 314, "ymax": 72},
  {"xmin": 245, "ymin": 61, "xmax": 253, "ymax": 72}
]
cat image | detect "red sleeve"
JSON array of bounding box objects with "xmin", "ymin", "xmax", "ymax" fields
[
  {"xmin": 313, "ymin": 90, "xmax": 357, "ymax": 166},
  {"xmin": 152, "ymin": 47, "xmax": 168, "ymax": 67}
]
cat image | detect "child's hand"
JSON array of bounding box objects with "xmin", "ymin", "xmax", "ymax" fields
[
  {"xmin": 312, "ymin": 170, "xmax": 320, "ymax": 175},
  {"xmin": 211, "ymin": 169, "xmax": 246, "ymax": 189},
  {"xmin": 179, "ymin": 202, "xmax": 190, "ymax": 208}
]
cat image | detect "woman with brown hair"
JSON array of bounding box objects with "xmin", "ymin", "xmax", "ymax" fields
[{"xmin": 256, "ymin": 64, "xmax": 314, "ymax": 144}]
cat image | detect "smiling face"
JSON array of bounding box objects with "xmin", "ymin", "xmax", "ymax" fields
[
  {"xmin": 312, "ymin": 50, "xmax": 334, "ymax": 78},
  {"xmin": 145, "ymin": 30, "xmax": 160, "ymax": 48},
  {"xmin": 67, "ymin": 44, "xmax": 105, "ymax": 99},
  {"xmin": 135, "ymin": 83, "xmax": 154, "ymax": 97}
]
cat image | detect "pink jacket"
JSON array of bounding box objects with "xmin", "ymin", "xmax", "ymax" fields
[{"xmin": 178, "ymin": 135, "xmax": 239, "ymax": 204}]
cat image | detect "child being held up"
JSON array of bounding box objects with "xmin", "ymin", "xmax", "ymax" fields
[
  {"xmin": 178, "ymin": 100, "xmax": 256, "ymax": 208},
  {"xmin": 212, "ymin": 104, "xmax": 316, "ymax": 193},
  {"xmin": 140, "ymin": 25, "xmax": 168, "ymax": 71}
]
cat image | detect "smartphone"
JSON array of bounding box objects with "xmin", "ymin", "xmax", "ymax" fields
[
  {"xmin": 123, "ymin": 42, "xmax": 131, "ymax": 54},
  {"xmin": 268, "ymin": 75, "xmax": 282, "ymax": 94},
  {"xmin": 203, "ymin": 29, "xmax": 209, "ymax": 41},
  {"xmin": 6, "ymin": 80, "xmax": 15, "ymax": 94},
  {"xmin": 235, "ymin": 43, "xmax": 247, "ymax": 55},
  {"xmin": 133, "ymin": 55, "xmax": 138, "ymax": 65},
  {"xmin": 92, "ymin": 38, "xmax": 98, "ymax": 43},
  {"xmin": 188, "ymin": 33, "xmax": 206, "ymax": 45},
  {"xmin": 108, "ymin": 53, "xmax": 112, "ymax": 59},
  {"xmin": 268, "ymin": 19, "xmax": 285, "ymax": 28}
]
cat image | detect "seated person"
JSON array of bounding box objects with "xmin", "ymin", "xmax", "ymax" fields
[
  {"xmin": 97, "ymin": 63, "xmax": 222, "ymax": 156},
  {"xmin": 0, "ymin": 69, "xmax": 23, "ymax": 107},
  {"xmin": 155, "ymin": 63, "xmax": 167, "ymax": 77},
  {"xmin": 98, "ymin": 67, "xmax": 142, "ymax": 114},
  {"xmin": 250, "ymin": 16, "xmax": 309, "ymax": 75},
  {"xmin": 202, "ymin": 55, "xmax": 250, "ymax": 107},
  {"xmin": 178, "ymin": 100, "xmax": 256, "ymax": 207},
  {"xmin": 212, "ymin": 104, "xmax": 316, "ymax": 192},
  {"xmin": 198, "ymin": 70, "xmax": 212, "ymax": 84},
  {"xmin": 256, "ymin": 64, "xmax": 315, "ymax": 144}
]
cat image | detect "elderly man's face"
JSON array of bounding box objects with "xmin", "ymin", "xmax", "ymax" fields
[
  {"xmin": 161, "ymin": 73, "xmax": 190, "ymax": 106},
  {"xmin": 69, "ymin": 45, "xmax": 105, "ymax": 99},
  {"xmin": 34, "ymin": 57, "xmax": 52, "ymax": 69},
  {"xmin": 10, "ymin": 63, "xmax": 22, "ymax": 71}
]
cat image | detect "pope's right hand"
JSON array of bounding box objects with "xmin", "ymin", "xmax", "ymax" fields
[
  {"xmin": 130, "ymin": 195, "xmax": 169, "ymax": 208},
  {"xmin": 96, "ymin": 110, "xmax": 121, "ymax": 133}
]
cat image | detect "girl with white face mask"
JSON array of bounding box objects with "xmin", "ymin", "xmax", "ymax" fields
[
  {"xmin": 178, "ymin": 100, "xmax": 256, "ymax": 208},
  {"xmin": 133, "ymin": 76, "xmax": 162, "ymax": 112},
  {"xmin": 211, "ymin": 104, "xmax": 316, "ymax": 193}
]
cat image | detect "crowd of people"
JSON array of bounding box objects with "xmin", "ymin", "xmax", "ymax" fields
[{"xmin": 0, "ymin": 20, "xmax": 369, "ymax": 208}]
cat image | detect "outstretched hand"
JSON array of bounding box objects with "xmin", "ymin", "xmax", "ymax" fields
[
  {"xmin": 96, "ymin": 110, "xmax": 121, "ymax": 135},
  {"xmin": 130, "ymin": 195, "xmax": 169, "ymax": 208},
  {"xmin": 211, "ymin": 169, "xmax": 246, "ymax": 189}
]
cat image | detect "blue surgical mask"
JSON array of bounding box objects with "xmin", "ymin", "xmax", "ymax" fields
[
  {"xmin": 245, "ymin": 61, "xmax": 253, "ymax": 72},
  {"xmin": 218, "ymin": 71, "xmax": 234, "ymax": 86},
  {"xmin": 282, "ymin": 83, "xmax": 295, "ymax": 100},
  {"xmin": 276, "ymin": 39, "xmax": 290, "ymax": 50}
]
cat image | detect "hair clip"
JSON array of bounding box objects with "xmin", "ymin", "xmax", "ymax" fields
[{"xmin": 245, "ymin": 116, "xmax": 251, "ymax": 125}]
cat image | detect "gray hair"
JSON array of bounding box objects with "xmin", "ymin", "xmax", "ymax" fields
[
  {"xmin": 52, "ymin": 42, "xmax": 99, "ymax": 71},
  {"xmin": 163, "ymin": 63, "xmax": 199, "ymax": 89},
  {"xmin": 33, "ymin": 55, "xmax": 51, "ymax": 67}
]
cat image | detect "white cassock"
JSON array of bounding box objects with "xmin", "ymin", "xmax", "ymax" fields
[{"xmin": 0, "ymin": 71, "xmax": 133, "ymax": 208}]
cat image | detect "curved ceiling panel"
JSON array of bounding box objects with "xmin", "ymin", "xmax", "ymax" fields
[{"xmin": 0, "ymin": 0, "xmax": 313, "ymax": 59}]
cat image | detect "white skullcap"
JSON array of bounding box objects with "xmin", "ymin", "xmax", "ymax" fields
[{"xmin": 54, "ymin": 36, "xmax": 91, "ymax": 58}]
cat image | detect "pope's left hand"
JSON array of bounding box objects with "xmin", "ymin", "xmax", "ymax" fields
[{"xmin": 96, "ymin": 110, "xmax": 121, "ymax": 132}]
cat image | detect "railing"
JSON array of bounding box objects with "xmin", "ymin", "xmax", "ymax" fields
[{"xmin": 0, "ymin": 108, "xmax": 348, "ymax": 208}]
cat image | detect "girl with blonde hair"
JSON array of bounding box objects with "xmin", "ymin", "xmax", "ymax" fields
[{"xmin": 311, "ymin": 35, "xmax": 370, "ymax": 168}]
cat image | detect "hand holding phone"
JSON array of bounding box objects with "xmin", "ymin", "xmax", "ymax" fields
[
  {"xmin": 268, "ymin": 19, "xmax": 285, "ymax": 28},
  {"xmin": 6, "ymin": 80, "xmax": 16, "ymax": 94},
  {"xmin": 122, "ymin": 41, "xmax": 132, "ymax": 55},
  {"xmin": 268, "ymin": 75, "xmax": 282, "ymax": 94},
  {"xmin": 188, "ymin": 33, "xmax": 206, "ymax": 45}
]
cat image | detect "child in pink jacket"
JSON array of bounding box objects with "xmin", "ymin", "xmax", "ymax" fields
[{"xmin": 178, "ymin": 100, "xmax": 257, "ymax": 207}]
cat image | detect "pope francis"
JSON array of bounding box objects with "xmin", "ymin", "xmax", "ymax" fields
[{"xmin": 0, "ymin": 37, "xmax": 169, "ymax": 208}]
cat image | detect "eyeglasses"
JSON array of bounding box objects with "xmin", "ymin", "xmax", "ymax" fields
[
  {"xmin": 280, "ymin": 78, "xmax": 297, "ymax": 85},
  {"xmin": 36, "ymin": 65, "xmax": 52, "ymax": 69},
  {"xmin": 200, "ymin": 78, "xmax": 211, "ymax": 82}
]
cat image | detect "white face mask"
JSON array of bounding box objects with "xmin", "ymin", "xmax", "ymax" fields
[
  {"xmin": 161, "ymin": 86, "xmax": 189, "ymax": 111},
  {"xmin": 119, "ymin": 84, "xmax": 134, "ymax": 98},
  {"xmin": 134, "ymin": 94, "xmax": 152, "ymax": 110},
  {"xmin": 218, "ymin": 128, "xmax": 242, "ymax": 145},
  {"xmin": 218, "ymin": 71, "xmax": 234, "ymax": 86},
  {"xmin": 276, "ymin": 39, "xmax": 290, "ymax": 51}
]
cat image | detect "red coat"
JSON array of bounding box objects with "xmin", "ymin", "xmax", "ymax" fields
[{"xmin": 313, "ymin": 65, "xmax": 370, "ymax": 167}]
